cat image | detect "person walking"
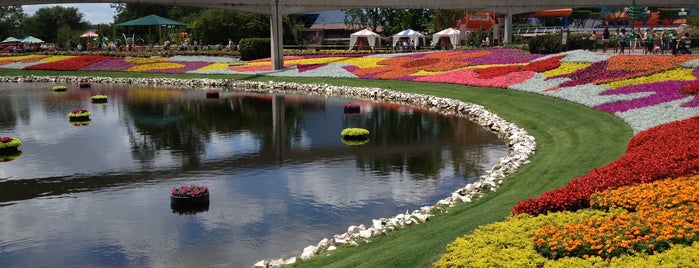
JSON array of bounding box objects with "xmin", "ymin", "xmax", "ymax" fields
[{"xmin": 619, "ymin": 28, "xmax": 628, "ymax": 54}]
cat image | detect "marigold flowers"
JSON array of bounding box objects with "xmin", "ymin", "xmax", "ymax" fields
[{"xmin": 533, "ymin": 175, "xmax": 699, "ymax": 260}]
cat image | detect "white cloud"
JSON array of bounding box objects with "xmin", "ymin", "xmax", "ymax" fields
[{"xmin": 22, "ymin": 4, "xmax": 116, "ymax": 24}]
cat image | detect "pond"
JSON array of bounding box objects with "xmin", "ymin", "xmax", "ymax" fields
[{"xmin": 0, "ymin": 82, "xmax": 508, "ymax": 267}]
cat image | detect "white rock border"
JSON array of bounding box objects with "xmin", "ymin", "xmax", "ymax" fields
[{"xmin": 0, "ymin": 76, "xmax": 536, "ymax": 268}]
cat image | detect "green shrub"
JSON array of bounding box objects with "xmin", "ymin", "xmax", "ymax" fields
[
  {"xmin": 527, "ymin": 33, "xmax": 563, "ymax": 54},
  {"xmin": 238, "ymin": 38, "xmax": 271, "ymax": 61}
]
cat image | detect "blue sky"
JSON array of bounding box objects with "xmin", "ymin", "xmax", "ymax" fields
[{"xmin": 22, "ymin": 3, "xmax": 116, "ymax": 24}]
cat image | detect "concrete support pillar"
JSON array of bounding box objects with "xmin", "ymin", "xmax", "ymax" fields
[
  {"xmin": 270, "ymin": 0, "xmax": 284, "ymax": 70},
  {"xmin": 504, "ymin": 10, "xmax": 513, "ymax": 45}
]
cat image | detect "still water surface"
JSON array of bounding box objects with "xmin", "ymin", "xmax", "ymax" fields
[{"xmin": 0, "ymin": 82, "xmax": 507, "ymax": 267}]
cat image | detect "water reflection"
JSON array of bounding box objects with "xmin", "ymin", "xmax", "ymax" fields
[{"xmin": 0, "ymin": 82, "xmax": 507, "ymax": 267}]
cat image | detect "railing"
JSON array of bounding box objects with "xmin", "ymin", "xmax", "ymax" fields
[{"xmin": 513, "ymin": 27, "xmax": 561, "ymax": 35}]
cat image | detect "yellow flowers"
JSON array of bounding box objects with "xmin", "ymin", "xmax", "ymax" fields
[
  {"xmin": 127, "ymin": 62, "xmax": 184, "ymax": 72},
  {"xmin": 602, "ymin": 68, "xmax": 697, "ymax": 89},
  {"xmin": 543, "ymin": 62, "xmax": 591, "ymax": 77}
]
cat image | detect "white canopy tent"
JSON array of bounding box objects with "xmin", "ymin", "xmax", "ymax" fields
[
  {"xmin": 349, "ymin": 29, "xmax": 381, "ymax": 50},
  {"xmin": 392, "ymin": 29, "xmax": 425, "ymax": 48},
  {"xmin": 432, "ymin": 28, "xmax": 461, "ymax": 49}
]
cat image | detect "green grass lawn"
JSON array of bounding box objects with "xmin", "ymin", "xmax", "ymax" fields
[{"xmin": 0, "ymin": 70, "xmax": 634, "ymax": 267}]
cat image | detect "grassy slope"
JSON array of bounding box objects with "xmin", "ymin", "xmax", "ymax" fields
[{"xmin": 0, "ymin": 70, "xmax": 633, "ymax": 267}]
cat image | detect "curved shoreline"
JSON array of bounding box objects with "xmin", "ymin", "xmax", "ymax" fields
[{"xmin": 0, "ymin": 75, "xmax": 536, "ymax": 267}]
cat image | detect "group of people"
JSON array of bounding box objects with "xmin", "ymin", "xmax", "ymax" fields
[{"xmin": 594, "ymin": 26, "xmax": 692, "ymax": 55}]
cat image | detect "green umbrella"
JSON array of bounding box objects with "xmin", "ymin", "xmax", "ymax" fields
[
  {"xmin": 1, "ymin": 37, "xmax": 21, "ymax": 43},
  {"xmin": 116, "ymin": 14, "xmax": 187, "ymax": 26},
  {"xmin": 21, "ymin": 36, "xmax": 44, "ymax": 43}
]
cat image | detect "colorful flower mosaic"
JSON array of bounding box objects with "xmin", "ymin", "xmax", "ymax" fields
[{"xmin": 1, "ymin": 49, "xmax": 698, "ymax": 132}]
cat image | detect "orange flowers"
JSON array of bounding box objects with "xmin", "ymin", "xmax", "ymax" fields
[{"xmin": 533, "ymin": 175, "xmax": 699, "ymax": 260}]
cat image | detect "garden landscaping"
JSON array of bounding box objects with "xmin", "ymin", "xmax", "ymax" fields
[{"xmin": 1, "ymin": 48, "xmax": 697, "ymax": 267}]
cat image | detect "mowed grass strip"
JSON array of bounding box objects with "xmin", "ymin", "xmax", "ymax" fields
[{"xmin": 0, "ymin": 70, "xmax": 633, "ymax": 267}]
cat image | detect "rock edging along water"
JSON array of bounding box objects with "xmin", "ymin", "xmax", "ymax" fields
[{"xmin": 0, "ymin": 76, "xmax": 536, "ymax": 267}]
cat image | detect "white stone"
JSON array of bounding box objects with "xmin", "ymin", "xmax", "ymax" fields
[
  {"xmin": 253, "ymin": 260, "xmax": 267, "ymax": 268},
  {"xmin": 300, "ymin": 245, "xmax": 316, "ymax": 260}
]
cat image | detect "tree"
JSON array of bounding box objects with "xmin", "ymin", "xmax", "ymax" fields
[
  {"xmin": 22, "ymin": 6, "xmax": 87, "ymax": 44},
  {"xmin": 430, "ymin": 9, "xmax": 468, "ymax": 32},
  {"xmin": 382, "ymin": 9, "xmax": 433, "ymax": 35},
  {"xmin": 184, "ymin": 9, "xmax": 269, "ymax": 45},
  {"xmin": 0, "ymin": 6, "xmax": 27, "ymax": 39},
  {"xmin": 344, "ymin": 8, "xmax": 386, "ymax": 32}
]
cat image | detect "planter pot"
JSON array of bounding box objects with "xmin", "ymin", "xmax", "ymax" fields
[
  {"xmin": 69, "ymin": 116, "xmax": 90, "ymax": 122},
  {"xmin": 0, "ymin": 150, "xmax": 22, "ymax": 162},
  {"xmin": 206, "ymin": 91, "xmax": 219, "ymax": 99},
  {"xmin": 343, "ymin": 105, "xmax": 360, "ymax": 114},
  {"xmin": 171, "ymin": 203, "xmax": 209, "ymax": 215},
  {"xmin": 79, "ymin": 82, "xmax": 91, "ymax": 88},
  {"xmin": 91, "ymin": 98, "xmax": 107, "ymax": 103},
  {"xmin": 342, "ymin": 134, "xmax": 369, "ymax": 140},
  {"xmin": 171, "ymin": 193, "xmax": 210, "ymax": 206},
  {"xmin": 0, "ymin": 147, "xmax": 21, "ymax": 154}
]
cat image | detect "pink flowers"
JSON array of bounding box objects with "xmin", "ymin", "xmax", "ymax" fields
[{"xmin": 171, "ymin": 184, "xmax": 209, "ymax": 197}]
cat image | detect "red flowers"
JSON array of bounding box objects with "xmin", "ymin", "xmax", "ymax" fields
[
  {"xmin": 680, "ymin": 83, "xmax": 699, "ymax": 94},
  {"xmin": 512, "ymin": 116, "xmax": 699, "ymax": 215},
  {"xmin": 25, "ymin": 56, "xmax": 115, "ymax": 71},
  {"xmin": 0, "ymin": 136, "xmax": 12, "ymax": 143}
]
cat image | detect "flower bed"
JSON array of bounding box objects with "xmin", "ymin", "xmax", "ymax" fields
[
  {"xmin": 90, "ymin": 95, "xmax": 108, "ymax": 103},
  {"xmin": 79, "ymin": 80, "xmax": 91, "ymax": 88},
  {"xmin": 171, "ymin": 184, "xmax": 210, "ymax": 207},
  {"xmin": 67, "ymin": 109, "xmax": 91, "ymax": 121},
  {"xmin": 0, "ymin": 136, "xmax": 22, "ymax": 153},
  {"xmin": 52, "ymin": 85, "xmax": 67, "ymax": 92},
  {"xmin": 341, "ymin": 128, "xmax": 369, "ymax": 140},
  {"xmin": 512, "ymin": 116, "xmax": 699, "ymax": 215},
  {"xmin": 206, "ymin": 90, "xmax": 219, "ymax": 99},
  {"xmin": 533, "ymin": 174, "xmax": 699, "ymax": 260},
  {"xmin": 343, "ymin": 103, "xmax": 360, "ymax": 114}
]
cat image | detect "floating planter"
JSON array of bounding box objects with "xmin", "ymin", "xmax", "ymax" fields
[
  {"xmin": 52, "ymin": 85, "xmax": 67, "ymax": 92},
  {"xmin": 0, "ymin": 136, "xmax": 22, "ymax": 154},
  {"xmin": 0, "ymin": 151, "xmax": 22, "ymax": 162},
  {"xmin": 70, "ymin": 120, "xmax": 91, "ymax": 127},
  {"xmin": 79, "ymin": 80, "xmax": 91, "ymax": 88},
  {"xmin": 341, "ymin": 128, "xmax": 370, "ymax": 140},
  {"xmin": 171, "ymin": 184, "xmax": 210, "ymax": 206},
  {"xmin": 343, "ymin": 103, "xmax": 360, "ymax": 114},
  {"xmin": 67, "ymin": 109, "xmax": 91, "ymax": 122},
  {"xmin": 91, "ymin": 95, "xmax": 108, "ymax": 103},
  {"xmin": 206, "ymin": 90, "xmax": 220, "ymax": 99},
  {"xmin": 341, "ymin": 138, "xmax": 370, "ymax": 146}
]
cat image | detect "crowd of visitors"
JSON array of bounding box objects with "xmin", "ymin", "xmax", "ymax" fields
[{"xmin": 594, "ymin": 26, "xmax": 692, "ymax": 55}]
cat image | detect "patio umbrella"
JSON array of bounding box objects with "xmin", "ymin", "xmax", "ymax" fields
[
  {"xmin": 80, "ymin": 30, "xmax": 99, "ymax": 38},
  {"xmin": 1, "ymin": 37, "xmax": 21, "ymax": 43},
  {"xmin": 117, "ymin": 14, "xmax": 188, "ymax": 44},
  {"xmin": 21, "ymin": 36, "xmax": 44, "ymax": 43}
]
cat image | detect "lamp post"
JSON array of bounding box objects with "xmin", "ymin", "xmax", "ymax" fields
[
  {"xmin": 643, "ymin": 8, "xmax": 651, "ymax": 28},
  {"xmin": 679, "ymin": 8, "xmax": 688, "ymax": 25}
]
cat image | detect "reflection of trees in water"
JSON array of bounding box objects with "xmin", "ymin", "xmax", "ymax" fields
[
  {"xmin": 349, "ymin": 106, "xmax": 502, "ymax": 180},
  {"xmin": 0, "ymin": 91, "xmax": 33, "ymax": 131},
  {"xmin": 124, "ymin": 95, "xmax": 311, "ymax": 169},
  {"xmin": 0, "ymin": 97, "xmax": 18, "ymax": 130}
]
